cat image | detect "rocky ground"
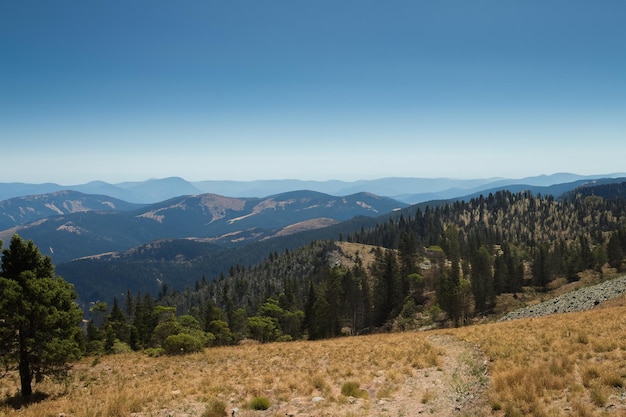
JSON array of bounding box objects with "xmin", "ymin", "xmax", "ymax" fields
[{"xmin": 500, "ymin": 274, "xmax": 626, "ymax": 321}]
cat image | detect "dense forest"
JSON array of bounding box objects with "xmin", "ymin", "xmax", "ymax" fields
[{"xmin": 83, "ymin": 185, "xmax": 626, "ymax": 356}]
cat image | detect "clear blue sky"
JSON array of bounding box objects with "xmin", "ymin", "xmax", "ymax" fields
[{"xmin": 1, "ymin": 1, "xmax": 625, "ymax": 184}]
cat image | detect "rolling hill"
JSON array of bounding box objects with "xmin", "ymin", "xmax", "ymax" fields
[
  {"xmin": 0, "ymin": 190, "xmax": 145, "ymax": 230},
  {"xmin": 0, "ymin": 190, "xmax": 405, "ymax": 264}
]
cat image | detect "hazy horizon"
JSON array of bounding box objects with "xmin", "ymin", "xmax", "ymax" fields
[
  {"xmin": 5, "ymin": 171, "xmax": 626, "ymax": 189},
  {"xmin": 2, "ymin": 1, "xmax": 625, "ymax": 184}
]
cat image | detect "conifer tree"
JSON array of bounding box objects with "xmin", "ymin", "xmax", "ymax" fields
[
  {"xmin": 471, "ymin": 246, "xmax": 494, "ymax": 312},
  {"xmin": 0, "ymin": 235, "xmax": 83, "ymax": 397}
]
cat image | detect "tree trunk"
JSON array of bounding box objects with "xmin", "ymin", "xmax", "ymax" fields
[{"xmin": 19, "ymin": 330, "xmax": 32, "ymax": 397}]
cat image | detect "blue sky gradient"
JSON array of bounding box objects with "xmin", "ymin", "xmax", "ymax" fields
[{"xmin": 2, "ymin": 1, "xmax": 625, "ymax": 184}]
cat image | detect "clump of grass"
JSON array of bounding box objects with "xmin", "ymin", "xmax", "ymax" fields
[
  {"xmin": 376, "ymin": 383, "xmax": 397, "ymax": 399},
  {"xmin": 490, "ymin": 399, "xmax": 502, "ymax": 411},
  {"xmin": 589, "ymin": 384, "xmax": 608, "ymax": 407},
  {"xmin": 248, "ymin": 396, "xmax": 270, "ymax": 410},
  {"xmin": 340, "ymin": 381, "xmax": 368, "ymax": 399},
  {"xmin": 202, "ymin": 399, "xmax": 226, "ymax": 417},
  {"xmin": 601, "ymin": 372, "xmax": 624, "ymax": 388},
  {"xmin": 308, "ymin": 372, "xmax": 330, "ymax": 395},
  {"xmin": 582, "ymin": 366, "xmax": 600, "ymax": 387},
  {"xmin": 421, "ymin": 389, "xmax": 434, "ymax": 404}
]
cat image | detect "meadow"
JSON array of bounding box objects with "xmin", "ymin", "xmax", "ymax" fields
[{"xmin": 1, "ymin": 301, "xmax": 625, "ymax": 417}]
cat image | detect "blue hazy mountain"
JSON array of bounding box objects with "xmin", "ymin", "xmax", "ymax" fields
[{"xmin": 3, "ymin": 173, "xmax": 625, "ymax": 204}]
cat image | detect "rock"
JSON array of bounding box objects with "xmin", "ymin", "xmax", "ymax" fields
[
  {"xmin": 500, "ymin": 275, "xmax": 626, "ymax": 321},
  {"xmin": 312, "ymin": 396, "xmax": 325, "ymax": 403}
]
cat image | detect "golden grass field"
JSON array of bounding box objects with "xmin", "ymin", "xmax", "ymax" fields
[{"xmin": 2, "ymin": 298, "xmax": 625, "ymax": 417}]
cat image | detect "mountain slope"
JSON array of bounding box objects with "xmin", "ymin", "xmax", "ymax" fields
[
  {"xmin": 0, "ymin": 190, "xmax": 405, "ymax": 263},
  {"xmin": 0, "ymin": 190, "xmax": 145, "ymax": 229},
  {"xmin": 398, "ymin": 175, "xmax": 626, "ymax": 204}
]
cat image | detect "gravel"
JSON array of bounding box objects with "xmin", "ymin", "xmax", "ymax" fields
[{"xmin": 500, "ymin": 274, "xmax": 626, "ymax": 321}]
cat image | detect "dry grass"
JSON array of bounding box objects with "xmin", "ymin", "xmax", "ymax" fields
[
  {"xmin": 2, "ymin": 304, "xmax": 625, "ymax": 416},
  {"xmin": 0, "ymin": 332, "xmax": 440, "ymax": 417},
  {"xmin": 455, "ymin": 305, "xmax": 626, "ymax": 416}
]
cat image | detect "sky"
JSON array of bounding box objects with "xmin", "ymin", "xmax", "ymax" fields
[{"xmin": 1, "ymin": 1, "xmax": 625, "ymax": 184}]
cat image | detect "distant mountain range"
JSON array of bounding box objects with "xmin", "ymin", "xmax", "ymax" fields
[
  {"xmin": 0, "ymin": 190, "xmax": 405, "ymax": 264},
  {"xmin": 0, "ymin": 190, "xmax": 145, "ymax": 230},
  {"xmin": 3, "ymin": 172, "xmax": 626, "ymax": 204},
  {"xmin": 2, "ymin": 173, "xmax": 626, "ymax": 303}
]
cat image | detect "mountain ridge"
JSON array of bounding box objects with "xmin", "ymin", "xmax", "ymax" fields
[
  {"xmin": 0, "ymin": 190, "xmax": 146, "ymax": 230},
  {"xmin": 10, "ymin": 177, "xmax": 623, "ymax": 303},
  {"xmin": 3, "ymin": 172, "xmax": 626, "ymax": 204},
  {"xmin": 0, "ymin": 190, "xmax": 405, "ymax": 264}
]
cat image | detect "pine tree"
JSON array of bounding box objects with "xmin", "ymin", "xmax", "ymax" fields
[
  {"xmin": 471, "ymin": 246, "xmax": 494, "ymax": 312},
  {"xmin": 0, "ymin": 235, "xmax": 83, "ymax": 397}
]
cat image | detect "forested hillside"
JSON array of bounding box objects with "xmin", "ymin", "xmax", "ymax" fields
[{"xmin": 83, "ymin": 185, "xmax": 626, "ymax": 355}]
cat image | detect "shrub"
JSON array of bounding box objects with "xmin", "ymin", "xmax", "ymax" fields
[
  {"xmin": 163, "ymin": 333, "xmax": 203, "ymax": 355},
  {"xmin": 341, "ymin": 381, "xmax": 368, "ymax": 399},
  {"xmin": 202, "ymin": 399, "xmax": 227, "ymax": 417},
  {"xmin": 86, "ymin": 340, "xmax": 105, "ymax": 355},
  {"xmin": 111, "ymin": 340, "xmax": 132, "ymax": 354},
  {"xmin": 144, "ymin": 347, "xmax": 165, "ymax": 357},
  {"xmin": 248, "ymin": 396, "xmax": 270, "ymax": 410}
]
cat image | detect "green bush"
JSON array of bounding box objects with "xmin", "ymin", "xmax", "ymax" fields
[
  {"xmin": 163, "ymin": 333, "xmax": 203, "ymax": 355},
  {"xmin": 143, "ymin": 347, "xmax": 165, "ymax": 357},
  {"xmin": 341, "ymin": 381, "xmax": 368, "ymax": 399},
  {"xmin": 111, "ymin": 340, "xmax": 132, "ymax": 354},
  {"xmin": 86, "ymin": 340, "xmax": 105, "ymax": 355},
  {"xmin": 248, "ymin": 396, "xmax": 270, "ymax": 410}
]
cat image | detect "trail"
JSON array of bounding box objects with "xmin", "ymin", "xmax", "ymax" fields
[
  {"xmin": 357, "ymin": 334, "xmax": 492, "ymax": 417},
  {"xmin": 249, "ymin": 334, "xmax": 491, "ymax": 417},
  {"xmin": 130, "ymin": 334, "xmax": 492, "ymax": 417}
]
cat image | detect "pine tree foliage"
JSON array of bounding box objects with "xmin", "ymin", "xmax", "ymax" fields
[{"xmin": 0, "ymin": 235, "xmax": 83, "ymax": 397}]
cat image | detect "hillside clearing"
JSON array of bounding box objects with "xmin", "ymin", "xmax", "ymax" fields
[
  {"xmin": 1, "ymin": 298, "xmax": 625, "ymax": 416},
  {"xmin": 1, "ymin": 331, "xmax": 489, "ymax": 417}
]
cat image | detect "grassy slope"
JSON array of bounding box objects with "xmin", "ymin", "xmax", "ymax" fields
[
  {"xmin": 2, "ymin": 300, "xmax": 625, "ymax": 416},
  {"xmin": 458, "ymin": 302, "xmax": 626, "ymax": 416}
]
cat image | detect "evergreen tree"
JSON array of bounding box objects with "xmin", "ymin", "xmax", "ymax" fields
[
  {"xmin": 607, "ymin": 231, "xmax": 624, "ymax": 269},
  {"xmin": 103, "ymin": 297, "xmax": 132, "ymax": 352},
  {"xmin": 371, "ymin": 249, "xmax": 401, "ymax": 326},
  {"xmin": 471, "ymin": 246, "xmax": 494, "ymax": 312},
  {"xmin": 533, "ymin": 241, "xmax": 552, "ymax": 289},
  {"xmin": 0, "ymin": 235, "xmax": 83, "ymax": 397},
  {"xmin": 436, "ymin": 225, "xmax": 465, "ymax": 325},
  {"xmin": 436, "ymin": 262, "xmax": 462, "ymax": 326},
  {"xmin": 132, "ymin": 293, "xmax": 157, "ymax": 349}
]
